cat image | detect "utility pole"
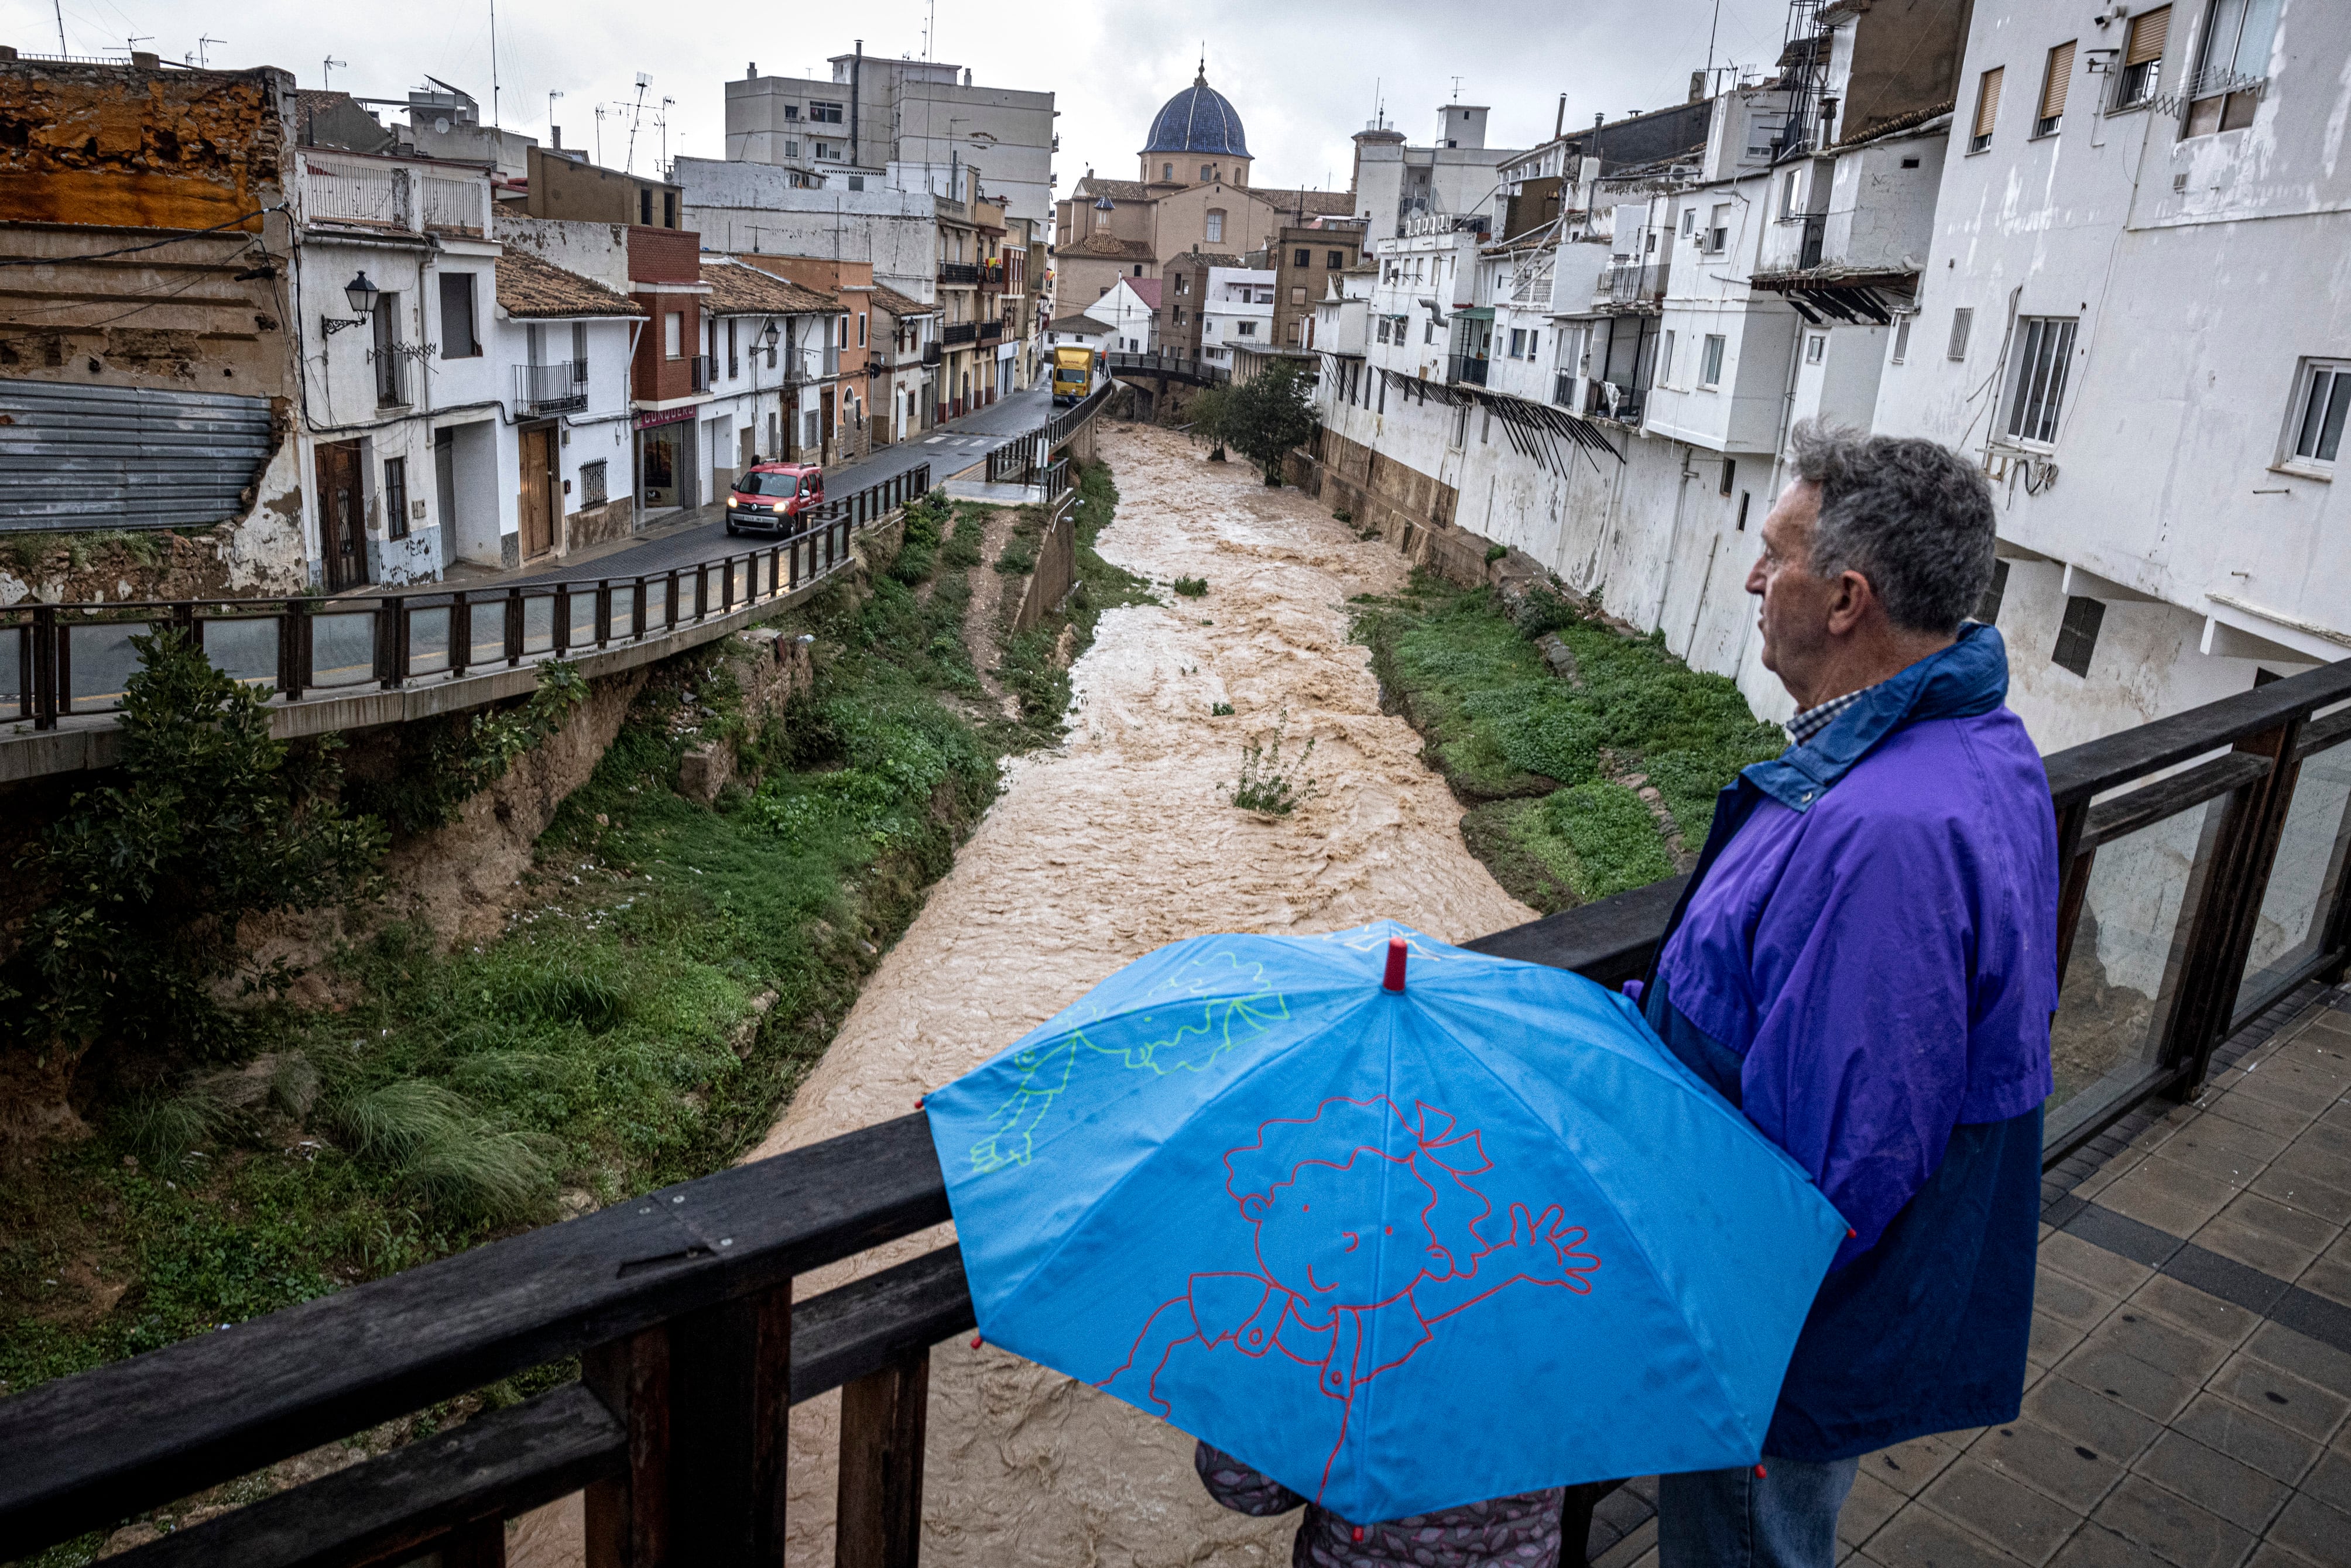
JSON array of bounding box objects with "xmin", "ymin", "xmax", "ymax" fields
[
  {"xmin": 658, "ymin": 95, "xmax": 676, "ymax": 180},
  {"xmin": 488, "ymin": 0, "xmax": 501, "ymax": 127}
]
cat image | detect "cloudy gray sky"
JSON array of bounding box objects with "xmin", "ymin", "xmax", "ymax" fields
[{"xmin": 13, "ymin": 0, "xmax": 1798, "ymax": 193}]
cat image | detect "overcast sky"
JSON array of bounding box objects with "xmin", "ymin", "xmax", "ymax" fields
[{"xmin": 14, "ymin": 0, "xmax": 1798, "ymax": 193}]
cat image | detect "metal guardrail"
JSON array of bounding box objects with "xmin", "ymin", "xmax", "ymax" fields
[
  {"xmin": 941, "ymin": 322, "xmax": 978, "ymax": 346},
  {"xmin": 1448, "ymin": 354, "xmax": 1490, "ymax": 387},
  {"xmin": 937, "ymin": 263, "xmax": 979, "ymax": 286},
  {"xmin": 511, "ymin": 361, "xmax": 589, "ymax": 417},
  {"xmin": 1101, "ymin": 349, "xmax": 1230, "ymax": 386},
  {"xmin": 2, "ymin": 623, "xmax": 2346, "ymax": 1567},
  {"xmin": 973, "ymin": 380, "xmax": 1114, "ymax": 490},
  {"xmin": 1, "ymin": 466, "xmax": 933, "ymax": 732}
]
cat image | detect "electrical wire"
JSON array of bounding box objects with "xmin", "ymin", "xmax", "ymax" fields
[{"xmin": 0, "ymin": 206, "xmax": 275, "ymax": 266}]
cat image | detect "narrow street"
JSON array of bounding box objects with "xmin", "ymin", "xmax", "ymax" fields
[{"xmin": 743, "ymin": 421, "xmax": 1533, "ymax": 1566}]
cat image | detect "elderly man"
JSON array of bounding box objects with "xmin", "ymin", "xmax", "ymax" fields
[{"xmin": 1642, "ymin": 423, "xmax": 2058, "ymax": 1567}]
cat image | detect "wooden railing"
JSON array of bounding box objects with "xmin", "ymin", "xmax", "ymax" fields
[
  {"xmin": 2, "ymin": 654, "xmax": 2346, "ymax": 1566},
  {"xmin": 2, "ymin": 466, "xmax": 931, "ymax": 730}
]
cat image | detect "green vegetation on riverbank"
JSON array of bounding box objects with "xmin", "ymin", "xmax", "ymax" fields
[
  {"xmin": 1, "ymin": 464, "xmax": 1137, "ymax": 1561},
  {"xmin": 1353, "ymin": 575, "xmax": 1783, "ymax": 912}
]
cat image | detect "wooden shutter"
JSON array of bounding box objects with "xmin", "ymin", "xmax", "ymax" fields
[
  {"xmin": 1975, "ymin": 67, "xmax": 2004, "ymax": 137},
  {"xmin": 2041, "ymin": 42, "xmax": 2076, "ymax": 120},
  {"xmin": 2126, "ymin": 6, "xmax": 2169, "ymax": 66}
]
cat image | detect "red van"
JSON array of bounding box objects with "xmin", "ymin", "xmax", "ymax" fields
[{"xmin": 725, "ymin": 462, "xmax": 825, "ymax": 536}]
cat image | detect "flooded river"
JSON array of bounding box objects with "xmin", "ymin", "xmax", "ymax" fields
[{"xmin": 516, "ymin": 421, "xmax": 1535, "ymax": 1568}]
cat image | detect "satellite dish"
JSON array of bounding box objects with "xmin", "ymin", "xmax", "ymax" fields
[{"xmin": 436, "ymin": 116, "xmax": 451, "ymax": 133}]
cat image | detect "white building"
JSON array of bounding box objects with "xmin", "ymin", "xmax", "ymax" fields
[
  {"xmin": 693, "ymin": 259, "xmax": 841, "ymax": 496},
  {"xmin": 725, "ymin": 52, "xmax": 1057, "ymax": 227},
  {"xmin": 1199, "ymin": 266, "xmax": 1275, "ymax": 368},
  {"xmin": 1084, "ymin": 277, "xmax": 1161, "ymax": 353},
  {"xmin": 674, "ymin": 157, "xmax": 943, "ymax": 306},
  {"xmin": 1349, "ymin": 102, "xmax": 1526, "ymax": 241}
]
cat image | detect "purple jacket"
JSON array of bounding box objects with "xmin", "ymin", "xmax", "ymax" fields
[
  {"xmin": 1644, "ymin": 623, "xmax": 2058, "ymax": 1457},
  {"xmin": 1197, "ymin": 1442, "xmax": 1561, "ymax": 1568}
]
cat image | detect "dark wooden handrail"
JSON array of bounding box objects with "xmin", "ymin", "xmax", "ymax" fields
[{"xmin": 3, "ymin": 630, "xmax": 2347, "ymax": 1564}]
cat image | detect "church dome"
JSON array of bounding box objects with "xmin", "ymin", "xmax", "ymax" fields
[{"xmin": 1142, "ymin": 69, "xmax": 1250, "ymax": 159}]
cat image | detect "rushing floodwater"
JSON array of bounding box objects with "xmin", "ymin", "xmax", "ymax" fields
[{"xmin": 510, "ymin": 421, "xmax": 1534, "ymax": 1568}]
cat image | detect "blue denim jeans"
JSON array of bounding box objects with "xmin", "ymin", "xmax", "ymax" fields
[{"xmin": 1657, "ymin": 1454, "xmax": 1860, "ymax": 1568}]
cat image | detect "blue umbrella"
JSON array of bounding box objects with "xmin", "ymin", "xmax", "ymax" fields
[{"xmin": 923, "ymin": 920, "xmax": 1846, "ymax": 1523}]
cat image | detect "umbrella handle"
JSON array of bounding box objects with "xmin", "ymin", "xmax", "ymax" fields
[{"xmin": 1383, "ymin": 938, "xmax": 1407, "ymax": 993}]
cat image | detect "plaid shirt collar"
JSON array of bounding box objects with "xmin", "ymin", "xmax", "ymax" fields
[{"xmin": 1785, "ymin": 684, "xmax": 1873, "ymax": 747}]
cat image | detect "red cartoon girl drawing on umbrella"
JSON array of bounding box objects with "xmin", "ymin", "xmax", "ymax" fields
[{"xmin": 1097, "ymin": 1096, "xmax": 1600, "ymax": 1500}]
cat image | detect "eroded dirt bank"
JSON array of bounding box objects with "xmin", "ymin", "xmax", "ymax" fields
[{"xmin": 516, "ymin": 422, "xmax": 1535, "ymax": 1568}]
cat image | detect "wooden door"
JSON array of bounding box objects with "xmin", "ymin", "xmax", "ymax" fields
[
  {"xmin": 316, "ymin": 440, "xmax": 368, "ymax": 592},
  {"xmin": 520, "ymin": 425, "xmax": 556, "ymax": 558}
]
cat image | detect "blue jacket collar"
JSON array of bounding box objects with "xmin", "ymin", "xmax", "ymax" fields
[{"xmin": 1743, "ymin": 623, "xmax": 2010, "ymax": 814}]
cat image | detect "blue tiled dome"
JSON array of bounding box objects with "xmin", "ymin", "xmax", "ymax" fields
[{"xmin": 1143, "ymin": 70, "xmax": 1249, "ymax": 159}]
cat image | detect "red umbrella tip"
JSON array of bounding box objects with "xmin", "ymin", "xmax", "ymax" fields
[
  {"xmin": 1382, "ymin": 937, "xmax": 1407, "ymax": 993},
  {"xmin": 1846, "ymin": 1227, "xmax": 1856, "ymax": 1238},
  {"xmin": 916, "ymin": 1096, "xmax": 927, "ymax": 1110},
  {"xmin": 1351, "ymin": 1526, "xmax": 1366, "ymax": 1543},
  {"xmin": 970, "ymin": 1334, "xmax": 983, "ymax": 1349},
  {"xmin": 1754, "ymin": 1464, "xmax": 1768, "ymax": 1478}
]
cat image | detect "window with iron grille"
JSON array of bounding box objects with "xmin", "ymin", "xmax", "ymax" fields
[
  {"xmin": 2052, "ymin": 595, "xmax": 2103, "ymax": 677},
  {"xmin": 580, "ymin": 459, "xmax": 608, "ymax": 507},
  {"xmin": 1891, "ymin": 315, "xmax": 1911, "ymax": 363},
  {"xmin": 1948, "ymin": 307, "xmax": 1973, "ymax": 361},
  {"xmin": 1327, "ymin": 251, "xmax": 1346, "ymax": 268},
  {"xmin": 384, "ymin": 455, "xmax": 409, "ymax": 540},
  {"xmin": 2004, "ymin": 316, "xmax": 2078, "ymax": 445},
  {"xmin": 2114, "ymin": 7, "xmax": 2169, "ymax": 108},
  {"xmin": 1976, "ymin": 560, "xmax": 2010, "ymax": 626},
  {"xmin": 2284, "ymin": 359, "xmax": 2349, "ymax": 472},
  {"xmin": 1293, "ymin": 248, "xmax": 1311, "ymax": 267},
  {"xmin": 572, "ymin": 322, "xmax": 590, "ymax": 382}
]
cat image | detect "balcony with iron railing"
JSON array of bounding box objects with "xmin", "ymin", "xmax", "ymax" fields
[
  {"xmin": 1585, "ymin": 379, "xmax": 1644, "ymax": 426},
  {"xmin": 942, "ymin": 321, "xmax": 978, "ymax": 346},
  {"xmin": 1447, "ymin": 354, "xmax": 1489, "ymax": 387},
  {"xmin": 938, "ymin": 262, "xmax": 981, "ymax": 286},
  {"xmin": 978, "ymin": 319, "xmax": 1005, "ymax": 342},
  {"xmin": 923, "ymin": 341, "xmax": 943, "ymax": 366},
  {"xmin": 1597, "ymin": 260, "xmax": 1670, "ymax": 308},
  {"xmin": 4, "ymin": 624, "xmax": 2345, "ymax": 1568},
  {"xmin": 513, "ymin": 360, "xmax": 590, "ymax": 416}
]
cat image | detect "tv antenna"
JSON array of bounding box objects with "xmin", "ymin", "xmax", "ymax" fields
[
  {"xmin": 656, "ymin": 95, "xmax": 677, "ymax": 179},
  {"xmin": 622, "ymin": 73, "xmax": 650, "ymax": 173},
  {"xmin": 488, "ymin": 0, "xmax": 502, "ymax": 127},
  {"xmin": 1449, "ymin": 75, "xmax": 1464, "ymax": 101},
  {"xmin": 594, "ymin": 103, "xmax": 606, "ymax": 164},
  {"xmin": 547, "ymin": 88, "xmax": 563, "ymax": 134},
  {"xmin": 191, "ymin": 34, "xmax": 224, "ymax": 68},
  {"xmin": 323, "ymin": 55, "xmax": 348, "ymax": 89},
  {"xmin": 118, "ymin": 33, "xmax": 153, "ymax": 57},
  {"xmin": 50, "ymin": 1, "xmax": 66, "ymax": 57}
]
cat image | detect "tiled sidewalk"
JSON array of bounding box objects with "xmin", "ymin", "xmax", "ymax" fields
[{"xmin": 1579, "ymin": 985, "xmax": 2351, "ymax": 1568}]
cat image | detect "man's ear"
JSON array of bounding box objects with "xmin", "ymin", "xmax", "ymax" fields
[{"xmin": 1825, "ymin": 569, "xmax": 1876, "ymax": 637}]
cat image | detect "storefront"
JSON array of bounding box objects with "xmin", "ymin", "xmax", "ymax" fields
[{"xmin": 635, "ymin": 406, "xmax": 698, "ymax": 513}]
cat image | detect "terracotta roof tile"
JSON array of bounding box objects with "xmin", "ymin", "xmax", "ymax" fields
[
  {"xmin": 868, "ymin": 283, "xmax": 937, "ymax": 319},
  {"xmin": 701, "ymin": 259, "xmax": 836, "ymax": 315},
  {"xmin": 494, "ymin": 249, "xmax": 645, "ymax": 320},
  {"xmin": 1253, "ymin": 188, "xmax": 1359, "ymax": 218}
]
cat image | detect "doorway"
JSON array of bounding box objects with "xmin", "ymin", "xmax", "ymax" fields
[
  {"xmin": 316, "ymin": 439, "xmax": 368, "ymax": 592},
  {"xmin": 519, "ymin": 423, "xmax": 558, "ymax": 558},
  {"xmin": 433, "ymin": 429, "xmax": 457, "ymax": 572},
  {"xmin": 641, "ymin": 426, "xmax": 683, "ymax": 510}
]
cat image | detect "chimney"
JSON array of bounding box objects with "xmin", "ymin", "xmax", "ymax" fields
[
  {"xmin": 553, "ymin": 125, "xmax": 562, "ymax": 149},
  {"xmin": 748, "ymin": 61, "xmax": 758, "ymax": 78},
  {"xmin": 1691, "ymin": 70, "xmax": 1708, "ymax": 103}
]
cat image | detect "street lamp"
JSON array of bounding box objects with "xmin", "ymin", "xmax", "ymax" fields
[{"xmin": 322, "ymin": 270, "xmax": 379, "ymax": 335}]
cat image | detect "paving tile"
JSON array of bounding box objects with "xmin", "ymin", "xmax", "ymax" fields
[
  {"xmin": 2076, "ymin": 1309, "xmax": 2237, "ymax": 1385},
  {"xmin": 2243, "ymin": 1322, "xmax": 2351, "ymax": 1401},
  {"xmin": 2056, "ymin": 1341, "xmax": 2203, "ymax": 1425},
  {"xmin": 2130, "ymin": 1275, "xmax": 2263, "ymax": 1349},
  {"xmin": 1928, "ymin": 1456, "xmax": 2087, "ymax": 1562},
  {"xmin": 2292, "ymin": 1256, "xmax": 2351, "ymax": 1308},
  {"xmin": 2205, "ymin": 1091, "xmax": 2322, "ymax": 1144},
  {"xmin": 2130, "ymin": 1430, "xmax": 2291, "ymax": 1532},
  {"xmin": 2228, "ymin": 1062, "xmax": 2346, "ymax": 1115},
  {"xmin": 1841, "ymin": 1469, "xmax": 1910, "ymax": 1550},
  {"xmin": 2261, "ymin": 1491, "xmax": 2351, "ymax": 1566},
  {"xmin": 1592, "ymin": 1514, "xmax": 1656, "ymax": 1568},
  {"xmin": 2042, "ymin": 1269, "xmax": 2127, "ymax": 1331},
  {"xmin": 2077, "ymin": 1152, "xmax": 2154, "ymax": 1203},
  {"xmin": 1868, "ymin": 1502, "xmax": 2034, "ymax": 1566},
  {"xmin": 2087, "ymin": 1474, "xmax": 2254, "ymax": 1568},
  {"xmin": 2209, "ymin": 1351, "xmax": 2351, "ymax": 1439},
  {"xmin": 2152, "ymin": 1128, "xmax": 2282, "ymax": 1187},
  {"xmin": 2248, "ymin": 1166, "xmax": 2351, "ymax": 1228},
  {"xmin": 2271, "ymin": 1142, "xmax": 2351, "ymax": 1198},
  {"xmin": 2297, "ymin": 1448, "xmax": 2351, "ymax": 1515},
  {"xmin": 2045, "ymin": 1232, "xmax": 2160, "ymax": 1298},
  {"xmin": 2103, "ymin": 1159, "xmax": 2240, "ymax": 1237},
  {"xmin": 2047, "ymin": 1523, "xmax": 2172, "ymax": 1568},
  {"xmin": 1973, "ymin": 1421, "xmax": 2127, "ymax": 1512},
  {"xmin": 2287, "ymin": 1117, "xmax": 2351, "ymax": 1164},
  {"xmin": 2170, "ymin": 1391, "xmax": 2323, "ymax": 1485},
  {"xmin": 1592, "ymin": 1483, "xmax": 1653, "ymax": 1537},
  {"xmin": 2037, "ymin": 1311, "xmax": 2095, "ymax": 1368},
  {"xmin": 2194, "ymin": 1193, "xmax": 2339, "ymax": 1279},
  {"xmin": 2240, "ymin": 1546, "xmax": 2322, "ymax": 1568},
  {"xmin": 2026, "ymin": 1377, "xmax": 2166, "ymax": 1466},
  {"xmin": 1870, "ymin": 1432, "xmax": 1971, "ymax": 1499}
]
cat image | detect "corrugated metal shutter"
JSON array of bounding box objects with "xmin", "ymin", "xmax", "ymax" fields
[{"xmin": 0, "ymin": 378, "xmax": 277, "ymax": 532}]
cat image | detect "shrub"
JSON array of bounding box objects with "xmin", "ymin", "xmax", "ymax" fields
[
  {"xmin": 1229, "ymin": 718, "xmax": 1320, "ymax": 816},
  {"xmin": 1485, "ymin": 543, "xmax": 1509, "ymax": 564},
  {"xmin": 1332, "ymin": 509, "xmax": 1353, "ymax": 523},
  {"xmin": 1211, "ymin": 701, "xmax": 1235, "ymax": 716},
  {"xmin": 1173, "ymin": 575, "xmax": 1209, "ymax": 598}
]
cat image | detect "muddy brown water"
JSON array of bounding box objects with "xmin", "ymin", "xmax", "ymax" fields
[{"xmin": 510, "ymin": 422, "xmax": 1533, "ymax": 1568}]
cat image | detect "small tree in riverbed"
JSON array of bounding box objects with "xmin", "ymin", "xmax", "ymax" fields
[{"xmin": 1224, "ymin": 359, "xmax": 1319, "ymax": 486}]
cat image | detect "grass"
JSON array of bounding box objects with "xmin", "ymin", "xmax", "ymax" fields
[
  {"xmin": 0, "ymin": 469, "xmax": 1156, "ymax": 1560},
  {"xmin": 989, "ymin": 461, "xmax": 1156, "ymax": 744},
  {"xmin": 1229, "ymin": 715, "xmax": 1320, "ymax": 816},
  {"xmin": 1173, "ymin": 575, "xmax": 1208, "ymax": 598},
  {"xmin": 1355, "ymin": 574, "xmax": 1783, "ymax": 912}
]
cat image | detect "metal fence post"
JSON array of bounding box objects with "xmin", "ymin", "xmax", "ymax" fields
[
  {"xmin": 2180, "ymin": 718, "xmax": 2307, "ymax": 1081},
  {"xmin": 633, "ymin": 577, "xmax": 648, "ymax": 639},
  {"xmin": 276, "ymin": 601, "xmax": 303, "ymax": 702},
  {"xmin": 694, "ymin": 562, "xmax": 708, "ymax": 621},
  {"xmin": 374, "ymin": 596, "xmax": 404, "ymax": 689},
  {"xmin": 597, "ymin": 581, "xmax": 614, "ymax": 646},
  {"xmin": 450, "ymin": 591, "xmax": 472, "ymax": 677},
  {"xmin": 505, "ymin": 589, "xmax": 525, "ymax": 667},
  {"xmin": 32, "ymin": 605, "xmax": 58, "ymax": 728},
  {"xmin": 665, "ymin": 569, "xmax": 680, "ymax": 631},
  {"xmin": 552, "ymin": 584, "xmax": 570, "ymax": 656}
]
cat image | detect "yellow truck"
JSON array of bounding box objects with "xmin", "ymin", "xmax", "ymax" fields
[{"xmin": 1051, "ymin": 345, "xmax": 1095, "ymax": 407}]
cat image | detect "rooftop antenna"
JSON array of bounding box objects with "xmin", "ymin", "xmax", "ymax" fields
[
  {"xmin": 1449, "ymin": 75, "xmax": 1464, "ymax": 102},
  {"xmin": 119, "ymin": 33, "xmax": 153, "ymax": 57},
  {"xmin": 1705, "ymin": 0, "xmax": 1723, "ymax": 83},
  {"xmin": 488, "ymin": 0, "xmax": 501, "ymax": 127},
  {"xmin": 594, "ymin": 103, "xmax": 605, "ymax": 163},
  {"xmin": 623, "ymin": 73, "xmax": 649, "ymax": 173},
  {"xmin": 51, "ymin": 1, "xmax": 66, "ymax": 57},
  {"xmin": 323, "ymin": 55, "xmax": 347, "ymax": 89},
  {"xmin": 194, "ymin": 33, "xmax": 224, "ymax": 68},
  {"xmin": 657, "ymin": 95, "xmax": 676, "ymax": 178},
  {"xmin": 547, "ymin": 88, "xmax": 562, "ymax": 138}
]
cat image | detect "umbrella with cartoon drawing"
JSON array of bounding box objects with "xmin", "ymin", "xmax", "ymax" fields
[{"xmin": 920, "ymin": 919, "xmax": 1847, "ymax": 1524}]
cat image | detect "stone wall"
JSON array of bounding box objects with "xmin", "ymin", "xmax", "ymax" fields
[{"xmin": 1287, "ymin": 430, "xmax": 1486, "ymax": 589}]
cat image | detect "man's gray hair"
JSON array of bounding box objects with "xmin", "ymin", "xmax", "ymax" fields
[{"xmin": 1787, "ymin": 420, "xmax": 1997, "ymax": 636}]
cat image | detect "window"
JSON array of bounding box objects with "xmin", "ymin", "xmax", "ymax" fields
[
  {"xmin": 437, "ymin": 273, "xmax": 480, "ymax": 358},
  {"xmin": 1699, "ymin": 334, "xmax": 1726, "ymax": 388},
  {"xmin": 859, "ymin": 311, "xmax": 867, "ymax": 347},
  {"xmin": 1948, "ymin": 307, "xmax": 1973, "ymax": 361},
  {"xmin": 1424, "ymin": 318, "xmax": 1435, "ymax": 344},
  {"xmin": 573, "ymin": 321, "xmax": 589, "ymax": 379},
  {"xmin": 809, "ymin": 100, "xmax": 844, "ymax": 123},
  {"xmin": 2187, "ymin": 0, "xmax": 2277, "ymax": 135},
  {"xmin": 1291, "ymin": 285, "xmax": 1307, "ymax": 306},
  {"xmin": 2285, "ymin": 360, "xmax": 2349, "ymax": 471},
  {"xmin": 1975, "ymin": 560, "xmax": 2010, "ymax": 625},
  {"xmin": 1736, "ymin": 492, "xmax": 1751, "ymax": 530},
  {"xmin": 1238, "ymin": 320, "xmax": 1257, "ymax": 337},
  {"xmin": 1660, "ymin": 330, "xmax": 1675, "ymax": 383},
  {"xmin": 1508, "ymin": 328, "xmax": 1526, "ymax": 359},
  {"xmin": 1163, "ymin": 162, "xmax": 1174, "ymax": 179},
  {"xmin": 1200, "ymin": 163, "xmax": 1213, "ymax": 181},
  {"xmin": 1970, "ymin": 66, "xmax": 2004, "ymax": 152},
  {"xmin": 1891, "ymin": 315, "xmax": 1912, "ymax": 363},
  {"xmin": 1720, "ymin": 456, "xmax": 1736, "ymax": 498},
  {"xmin": 2004, "ymin": 315, "xmax": 2079, "ymax": 445},
  {"xmin": 1287, "ymin": 320, "xmax": 1301, "ymax": 345},
  {"xmin": 1294, "ymin": 248, "xmax": 1311, "ymax": 267},
  {"xmin": 1805, "ymin": 334, "xmax": 1826, "ymax": 365},
  {"xmin": 663, "ymin": 193, "xmax": 677, "ymax": 228},
  {"xmin": 1706, "ymin": 203, "xmax": 1729, "ymax": 252},
  {"xmin": 1205, "ymin": 210, "xmax": 1225, "ymax": 243},
  {"xmin": 640, "ymin": 189, "xmax": 653, "ymax": 225},
  {"xmin": 1680, "ymin": 209, "xmax": 1694, "ymax": 236},
  {"xmin": 1174, "ymin": 273, "xmax": 1188, "ymax": 294},
  {"xmin": 1377, "ymin": 317, "xmax": 1391, "ymax": 344},
  {"xmin": 2052, "ymin": 595, "xmax": 2104, "ymax": 677},
  {"xmin": 383, "ymin": 456, "xmax": 409, "ymax": 540},
  {"xmin": 726, "ymin": 317, "xmax": 738, "ymax": 376},
  {"xmin": 847, "ymin": 176, "xmax": 864, "ymax": 191},
  {"xmin": 2037, "ymin": 42, "xmax": 2076, "ymax": 136},
  {"xmin": 2113, "ymin": 8, "xmax": 2171, "ymax": 108},
  {"xmin": 1781, "ymin": 169, "xmax": 1801, "ymax": 219},
  {"xmin": 664, "ymin": 311, "xmax": 683, "ymax": 359},
  {"xmin": 372, "ymin": 290, "xmax": 404, "ymax": 404},
  {"xmin": 580, "ymin": 458, "xmax": 607, "ymax": 507},
  {"xmin": 1328, "ymin": 250, "xmax": 1346, "ymax": 268},
  {"xmin": 785, "ymin": 140, "xmax": 800, "ymax": 159}
]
